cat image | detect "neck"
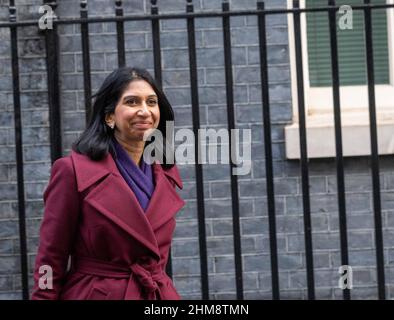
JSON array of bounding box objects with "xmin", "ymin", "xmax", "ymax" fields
[{"xmin": 114, "ymin": 134, "xmax": 145, "ymax": 166}]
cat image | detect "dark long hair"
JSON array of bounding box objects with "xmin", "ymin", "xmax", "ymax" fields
[{"xmin": 72, "ymin": 67, "xmax": 175, "ymax": 168}]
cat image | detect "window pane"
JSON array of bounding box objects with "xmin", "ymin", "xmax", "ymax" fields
[{"xmin": 306, "ymin": 0, "xmax": 390, "ymax": 87}]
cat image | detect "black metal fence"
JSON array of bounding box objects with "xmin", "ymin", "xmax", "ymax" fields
[{"xmin": 1, "ymin": 0, "xmax": 393, "ymax": 300}]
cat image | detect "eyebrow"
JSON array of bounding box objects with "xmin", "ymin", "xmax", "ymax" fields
[{"xmin": 123, "ymin": 94, "xmax": 157, "ymax": 101}]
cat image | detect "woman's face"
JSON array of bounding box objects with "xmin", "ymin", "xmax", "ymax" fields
[{"xmin": 106, "ymin": 79, "xmax": 160, "ymax": 143}]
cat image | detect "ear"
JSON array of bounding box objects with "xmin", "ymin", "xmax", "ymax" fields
[{"xmin": 105, "ymin": 113, "xmax": 114, "ymax": 124}]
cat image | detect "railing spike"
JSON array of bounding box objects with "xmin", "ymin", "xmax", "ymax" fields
[{"xmin": 9, "ymin": 1, "xmax": 16, "ymax": 23}]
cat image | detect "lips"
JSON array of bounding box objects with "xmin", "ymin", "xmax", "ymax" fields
[{"xmin": 132, "ymin": 121, "xmax": 152, "ymax": 129}]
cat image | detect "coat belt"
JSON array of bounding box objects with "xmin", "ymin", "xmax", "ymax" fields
[{"xmin": 70, "ymin": 256, "xmax": 167, "ymax": 300}]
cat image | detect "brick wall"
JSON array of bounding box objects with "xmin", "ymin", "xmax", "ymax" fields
[{"xmin": 0, "ymin": 0, "xmax": 393, "ymax": 300}]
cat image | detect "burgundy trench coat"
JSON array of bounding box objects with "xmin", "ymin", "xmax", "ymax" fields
[{"xmin": 31, "ymin": 150, "xmax": 185, "ymax": 300}]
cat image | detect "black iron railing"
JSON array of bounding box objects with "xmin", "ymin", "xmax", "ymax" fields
[{"xmin": 1, "ymin": 0, "xmax": 393, "ymax": 300}]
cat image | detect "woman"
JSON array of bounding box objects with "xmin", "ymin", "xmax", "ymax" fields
[{"xmin": 31, "ymin": 67, "xmax": 185, "ymax": 300}]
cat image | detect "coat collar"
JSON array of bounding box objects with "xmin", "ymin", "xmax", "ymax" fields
[
  {"xmin": 70, "ymin": 150, "xmax": 185, "ymax": 259},
  {"xmin": 70, "ymin": 150, "xmax": 183, "ymax": 192}
]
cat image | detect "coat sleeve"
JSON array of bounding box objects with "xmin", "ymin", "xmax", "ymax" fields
[{"xmin": 30, "ymin": 157, "xmax": 80, "ymax": 300}]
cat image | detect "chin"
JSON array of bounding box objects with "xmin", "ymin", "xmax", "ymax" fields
[{"xmin": 133, "ymin": 133, "xmax": 148, "ymax": 141}]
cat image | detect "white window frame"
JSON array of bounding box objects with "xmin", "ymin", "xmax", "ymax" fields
[{"xmin": 285, "ymin": 0, "xmax": 394, "ymax": 159}]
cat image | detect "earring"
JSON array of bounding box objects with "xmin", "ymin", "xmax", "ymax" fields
[{"xmin": 107, "ymin": 122, "xmax": 115, "ymax": 129}]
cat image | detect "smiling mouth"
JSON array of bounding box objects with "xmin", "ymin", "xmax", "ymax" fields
[{"xmin": 132, "ymin": 122, "xmax": 152, "ymax": 128}]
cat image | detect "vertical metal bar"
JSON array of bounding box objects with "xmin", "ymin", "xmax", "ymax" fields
[
  {"xmin": 292, "ymin": 0, "xmax": 315, "ymax": 300},
  {"xmin": 43, "ymin": 0, "xmax": 62, "ymax": 163},
  {"xmin": 363, "ymin": 0, "xmax": 385, "ymax": 300},
  {"xmin": 80, "ymin": 0, "xmax": 92, "ymax": 123},
  {"xmin": 257, "ymin": 0, "xmax": 280, "ymax": 300},
  {"xmin": 150, "ymin": 0, "xmax": 171, "ymax": 277},
  {"xmin": 186, "ymin": 0, "xmax": 209, "ymax": 300},
  {"xmin": 151, "ymin": 0, "xmax": 162, "ymax": 86},
  {"xmin": 222, "ymin": 0, "xmax": 243, "ymax": 300},
  {"xmin": 9, "ymin": 0, "xmax": 29, "ymax": 300},
  {"xmin": 327, "ymin": 0, "xmax": 350, "ymax": 300},
  {"xmin": 115, "ymin": 0, "xmax": 126, "ymax": 67}
]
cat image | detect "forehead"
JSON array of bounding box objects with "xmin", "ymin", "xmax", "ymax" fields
[{"xmin": 121, "ymin": 79, "xmax": 156, "ymax": 97}]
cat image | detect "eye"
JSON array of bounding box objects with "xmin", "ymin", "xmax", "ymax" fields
[
  {"xmin": 147, "ymin": 99, "xmax": 158, "ymax": 106},
  {"xmin": 125, "ymin": 98, "xmax": 137, "ymax": 105}
]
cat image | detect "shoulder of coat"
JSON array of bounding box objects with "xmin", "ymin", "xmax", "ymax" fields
[
  {"xmin": 51, "ymin": 154, "xmax": 74, "ymax": 174},
  {"xmin": 69, "ymin": 150, "xmax": 115, "ymax": 192}
]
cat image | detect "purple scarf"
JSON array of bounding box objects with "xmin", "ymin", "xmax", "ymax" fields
[{"xmin": 112, "ymin": 138, "xmax": 155, "ymax": 212}]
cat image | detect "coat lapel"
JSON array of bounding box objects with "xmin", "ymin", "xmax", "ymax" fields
[
  {"xmin": 70, "ymin": 151, "xmax": 185, "ymax": 259},
  {"xmin": 145, "ymin": 163, "xmax": 185, "ymax": 231}
]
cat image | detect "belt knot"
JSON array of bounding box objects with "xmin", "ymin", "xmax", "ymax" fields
[{"xmin": 129, "ymin": 257, "xmax": 163, "ymax": 298}]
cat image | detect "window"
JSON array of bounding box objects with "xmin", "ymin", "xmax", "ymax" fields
[
  {"xmin": 285, "ymin": 0, "xmax": 394, "ymax": 158},
  {"xmin": 307, "ymin": 0, "xmax": 389, "ymax": 87}
]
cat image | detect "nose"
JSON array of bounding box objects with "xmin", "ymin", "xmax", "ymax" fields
[{"xmin": 138, "ymin": 102, "xmax": 149, "ymax": 115}]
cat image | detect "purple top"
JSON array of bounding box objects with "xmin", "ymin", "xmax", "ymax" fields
[{"xmin": 112, "ymin": 138, "xmax": 155, "ymax": 212}]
